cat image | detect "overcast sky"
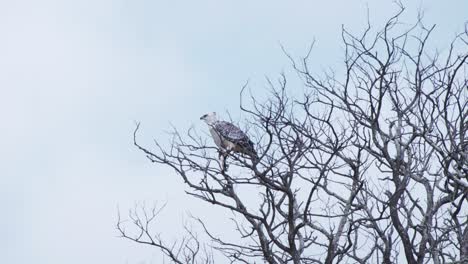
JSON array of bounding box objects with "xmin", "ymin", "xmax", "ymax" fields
[{"xmin": 1, "ymin": 1, "xmax": 466, "ymax": 263}]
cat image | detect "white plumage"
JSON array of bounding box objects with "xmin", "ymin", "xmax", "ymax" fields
[{"xmin": 200, "ymin": 112, "xmax": 258, "ymax": 161}]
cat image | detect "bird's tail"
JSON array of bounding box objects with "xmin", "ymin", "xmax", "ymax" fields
[
  {"xmin": 251, "ymin": 151, "xmax": 259, "ymax": 164},
  {"xmin": 247, "ymin": 141, "xmax": 259, "ymax": 163}
]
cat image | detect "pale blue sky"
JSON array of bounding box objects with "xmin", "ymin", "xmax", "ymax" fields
[{"xmin": 0, "ymin": 1, "xmax": 466, "ymax": 263}]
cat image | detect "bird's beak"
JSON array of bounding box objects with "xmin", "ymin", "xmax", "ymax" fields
[{"xmin": 199, "ymin": 116, "xmax": 204, "ymax": 120}]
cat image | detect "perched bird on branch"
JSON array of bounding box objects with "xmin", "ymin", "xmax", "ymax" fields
[{"xmin": 200, "ymin": 112, "xmax": 258, "ymax": 169}]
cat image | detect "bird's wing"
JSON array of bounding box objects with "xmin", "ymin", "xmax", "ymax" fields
[
  {"xmin": 213, "ymin": 121, "xmax": 249, "ymax": 143},
  {"xmin": 213, "ymin": 121, "xmax": 257, "ymax": 157}
]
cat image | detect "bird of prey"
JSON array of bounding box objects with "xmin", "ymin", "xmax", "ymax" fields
[{"xmin": 200, "ymin": 112, "xmax": 258, "ymax": 167}]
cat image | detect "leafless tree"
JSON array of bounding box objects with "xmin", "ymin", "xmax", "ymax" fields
[{"xmin": 117, "ymin": 4, "xmax": 467, "ymax": 264}]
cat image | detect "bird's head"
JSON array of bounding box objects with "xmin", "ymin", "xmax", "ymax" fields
[{"xmin": 200, "ymin": 112, "xmax": 218, "ymax": 125}]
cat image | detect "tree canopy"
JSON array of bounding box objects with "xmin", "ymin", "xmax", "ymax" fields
[{"xmin": 118, "ymin": 5, "xmax": 468, "ymax": 264}]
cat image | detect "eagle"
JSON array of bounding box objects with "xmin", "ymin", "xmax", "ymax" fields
[{"xmin": 200, "ymin": 112, "xmax": 258, "ymax": 167}]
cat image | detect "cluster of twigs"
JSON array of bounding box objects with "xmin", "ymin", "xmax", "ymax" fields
[{"xmin": 117, "ymin": 5, "xmax": 467, "ymax": 264}]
